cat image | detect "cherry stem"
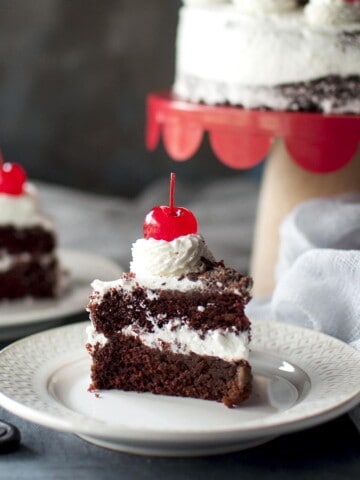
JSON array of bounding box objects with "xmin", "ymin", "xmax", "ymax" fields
[{"xmin": 169, "ymin": 172, "xmax": 176, "ymax": 215}]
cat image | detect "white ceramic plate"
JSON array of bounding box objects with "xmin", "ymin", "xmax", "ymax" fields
[
  {"xmin": 0, "ymin": 320, "xmax": 359, "ymax": 456},
  {"xmin": 0, "ymin": 250, "xmax": 123, "ymax": 341}
]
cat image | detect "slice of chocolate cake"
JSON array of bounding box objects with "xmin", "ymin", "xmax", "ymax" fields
[
  {"xmin": 86, "ymin": 174, "xmax": 253, "ymax": 407},
  {"xmin": 0, "ymin": 160, "xmax": 61, "ymax": 300}
]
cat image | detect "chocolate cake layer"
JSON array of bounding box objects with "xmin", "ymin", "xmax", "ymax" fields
[
  {"xmin": 0, "ymin": 226, "xmax": 55, "ymax": 254},
  {"xmin": 276, "ymin": 75, "xmax": 360, "ymax": 113},
  {"xmin": 88, "ymin": 263, "xmax": 252, "ymax": 338},
  {"xmin": 89, "ymin": 287, "xmax": 251, "ymax": 338},
  {"xmin": 177, "ymin": 74, "xmax": 360, "ymax": 114},
  {"xmin": 87, "ymin": 334, "xmax": 252, "ymax": 407},
  {"xmin": 184, "ymin": 260, "xmax": 252, "ymax": 301},
  {"xmin": 0, "ymin": 258, "xmax": 59, "ymax": 299}
]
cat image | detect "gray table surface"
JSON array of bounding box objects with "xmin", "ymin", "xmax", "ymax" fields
[{"xmin": 1, "ymin": 178, "xmax": 359, "ymax": 479}]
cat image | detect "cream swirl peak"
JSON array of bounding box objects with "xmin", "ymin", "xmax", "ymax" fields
[
  {"xmin": 0, "ymin": 183, "xmax": 53, "ymax": 229},
  {"xmin": 130, "ymin": 234, "xmax": 215, "ymax": 277},
  {"xmin": 305, "ymin": 0, "xmax": 360, "ymax": 25},
  {"xmin": 233, "ymin": 0, "xmax": 299, "ymax": 14}
]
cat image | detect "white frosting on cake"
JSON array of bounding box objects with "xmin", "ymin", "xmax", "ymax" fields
[
  {"xmin": 305, "ymin": 0, "xmax": 360, "ymax": 26},
  {"xmin": 175, "ymin": 6, "xmax": 360, "ymax": 89},
  {"xmin": 0, "ymin": 183, "xmax": 54, "ymax": 230},
  {"xmin": 123, "ymin": 319, "xmax": 249, "ymax": 361},
  {"xmin": 0, "ymin": 251, "xmax": 56, "ymax": 272},
  {"xmin": 174, "ymin": 4, "xmax": 360, "ymax": 111},
  {"xmin": 90, "ymin": 272, "xmax": 202, "ymax": 302},
  {"xmin": 86, "ymin": 321, "xmax": 249, "ymax": 362},
  {"xmin": 233, "ymin": 0, "xmax": 299, "ymax": 14},
  {"xmin": 86, "ymin": 325, "xmax": 108, "ymax": 347},
  {"xmin": 130, "ymin": 234, "xmax": 215, "ymax": 277}
]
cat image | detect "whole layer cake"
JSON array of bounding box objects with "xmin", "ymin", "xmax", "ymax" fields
[
  {"xmin": 87, "ymin": 176, "xmax": 253, "ymax": 407},
  {"xmin": 0, "ymin": 161, "xmax": 61, "ymax": 299},
  {"xmin": 174, "ymin": 0, "xmax": 360, "ymax": 113}
]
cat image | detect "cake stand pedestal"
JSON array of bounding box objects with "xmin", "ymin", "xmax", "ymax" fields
[
  {"xmin": 146, "ymin": 92, "xmax": 360, "ymax": 297},
  {"xmin": 251, "ymin": 140, "xmax": 360, "ymax": 296}
]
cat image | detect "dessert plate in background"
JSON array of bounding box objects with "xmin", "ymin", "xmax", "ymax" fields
[
  {"xmin": 0, "ymin": 320, "xmax": 359, "ymax": 456},
  {"xmin": 0, "ymin": 250, "xmax": 123, "ymax": 342}
]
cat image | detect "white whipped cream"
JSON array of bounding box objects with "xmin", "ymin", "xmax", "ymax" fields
[
  {"xmin": 90, "ymin": 234, "xmax": 215, "ymax": 301},
  {"xmin": 86, "ymin": 325, "xmax": 108, "ymax": 347},
  {"xmin": 174, "ymin": 5, "xmax": 360, "ymax": 91},
  {"xmin": 90, "ymin": 272, "xmax": 202, "ymax": 303},
  {"xmin": 305, "ymin": 0, "xmax": 360, "ymax": 26},
  {"xmin": 86, "ymin": 321, "xmax": 250, "ymax": 361},
  {"xmin": 0, "ymin": 251, "xmax": 56, "ymax": 272},
  {"xmin": 0, "ymin": 183, "xmax": 54, "ymax": 229},
  {"xmin": 233, "ymin": 0, "xmax": 298, "ymax": 14},
  {"xmin": 123, "ymin": 319, "xmax": 249, "ymax": 361},
  {"xmin": 130, "ymin": 234, "xmax": 215, "ymax": 277}
]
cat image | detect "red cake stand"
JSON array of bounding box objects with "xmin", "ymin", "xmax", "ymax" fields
[{"xmin": 146, "ymin": 91, "xmax": 360, "ymax": 296}]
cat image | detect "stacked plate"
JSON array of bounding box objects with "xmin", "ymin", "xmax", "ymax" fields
[{"xmin": 0, "ymin": 249, "xmax": 123, "ymax": 343}]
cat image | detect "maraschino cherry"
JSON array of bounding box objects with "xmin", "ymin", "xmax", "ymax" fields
[
  {"xmin": 0, "ymin": 152, "xmax": 27, "ymax": 195},
  {"xmin": 143, "ymin": 173, "xmax": 198, "ymax": 241}
]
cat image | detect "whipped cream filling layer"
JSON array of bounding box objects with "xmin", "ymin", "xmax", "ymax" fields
[
  {"xmin": 86, "ymin": 325, "xmax": 108, "ymax": 347},
  {"xmin": 175, "ymin": 6, "xmax": 360, "ymax": 88},
  {"xmin": 233, "ymin": 0, "xmax": 298, "ymax": 14},
  {"xmin": 0, "ymin": 184, "xmax": 54, "ymax": 230},
  {"xmin": 91, "ymin": 274, "xmax": 203, "ymax": 304},
  {"xmin": 0, "ymin": 251, "xmax": 57, "ymax": 272},
  {"xmin": 86, "ymin": 320, "xmax": 250, "ymax": 362}
]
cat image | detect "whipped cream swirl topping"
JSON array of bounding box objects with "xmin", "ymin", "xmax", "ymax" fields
[
  {"xmin": 130, "ymin": 234, "xmax": 215, "ymax": 277},
  {"xmin": 0, "ymin": 183, "xmax": 53, "ymax": 229},
  {"xmin": 305, "ymin": 0, "xmax": 360, "ymax": 25},
  {"xmin": 232, "ymin": 0, "xmax": 299, "ymax": 14}
]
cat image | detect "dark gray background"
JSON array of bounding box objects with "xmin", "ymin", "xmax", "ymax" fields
[{"xmin": 0, "ymin": 0, "xmax": 258, "ymax": 197}]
